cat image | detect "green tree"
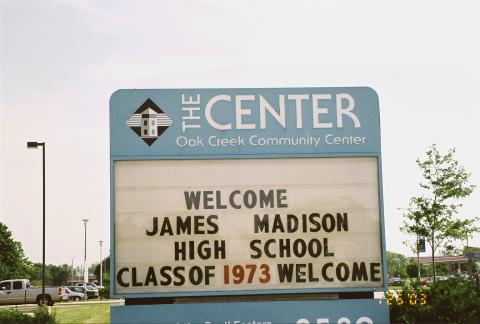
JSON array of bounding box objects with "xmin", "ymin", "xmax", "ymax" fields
[
  {"xmin": 441, "ymin": 245, "xmax": 464, "ymax": 256},
  {"xmin": 435, "ymin": 262, "xmax": 450, "ymax": 276},
  {"xmin": 405, "ymin": 261, "xmax": 431, "ymax": 278},
  {"xmin": 401, "ymin": 144, "xmax": 478, "ymax": 282},
  {"xmin": 29, "ymin": 263, "xmax": 51, "ymax": 286},
  {"xmin": 28, "ymin": 263, "xmax": 71, "ymax": 286},
  {"xmin": 48, "ymin": 264, "xmax": 70, "ymax": 286},
  {"xmin": 93, "ymin": 256, "xmax": 110, "ymax": 280},
  {"xmin": 0, "ymin": 222, "xmax": 32, "ymax": 280},
  {"xmin": 387, "ymin": 251, "xmax": 408, "ymax": 278},
  {"xmin": 89, "ymin": 262, "xmax": 98, "ymax": 278}
]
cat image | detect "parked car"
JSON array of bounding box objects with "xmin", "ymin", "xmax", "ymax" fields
[
  {"xmin": 76, "ymin": 282, "xmax": 98, "ymax": 290},
  {"xmin": 85, "ymin": 282, "xmax": 102, "ymax": 291},
  {"xmin": 66, "ymin": 286, "xmax": 89, "ymax": 299},
  {"xmin": 88, "ymin": 282, "xmax": 104, "ymax": 290},
  {"xmin": 62, "ymin": 287, "xmax": 86, "ymax": 301},
  {"xmin": 388, "ymin": 277, "xmax": 403, "ymax": 285},
  {"xmin": 427, "ymin": 275, "xmax": 449, "ymax": 284},
  {"xmin": 73, "ymin": 283, "xmax": 99, "ymax": 299},
  {"xmin": 0, "ymin": 279, "xmax": 64, "ymax": 306}
]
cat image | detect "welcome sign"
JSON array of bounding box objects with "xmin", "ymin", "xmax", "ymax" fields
[{"xmin": 110, "ymin": 87, "xmax": 386, "ymax": 298}]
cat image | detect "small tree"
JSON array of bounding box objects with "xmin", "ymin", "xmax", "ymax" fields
[
  {"xmin": 402, "ymin": 144, "xmax": 478, "ymax": 282},
  {"xmin": 387, "ymin": 251, "xmax": 408, "ymax": 278},
  {"xmin": 0, "ymin": 222, "xmax": 32, "ymax": 280}
]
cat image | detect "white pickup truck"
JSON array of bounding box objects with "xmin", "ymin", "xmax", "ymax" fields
[{"xmin": 0, "ymin": 279, "xmax": 65, "ymax": 306}]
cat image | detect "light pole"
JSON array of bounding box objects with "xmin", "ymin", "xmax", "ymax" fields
[
  {"xmin": 82, "ymin": 219, "xmax": 89, "ymax": 283},
  {"xmin": 99, "ymin": 240, "xmax": 103, "ymax": 290},
  {"xmin": 27, "ymin": 141, "xmax": 46, "ymax": 305}
]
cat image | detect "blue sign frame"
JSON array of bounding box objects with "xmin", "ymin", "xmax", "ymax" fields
[{"xmin": 109, "ymin": 87, "xmax": 387, "ymax": 299}]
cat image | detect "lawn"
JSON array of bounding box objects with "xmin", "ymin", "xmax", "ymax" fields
[{"xmin": 54, "ymin": 303, "xmax": 110, "ymax": 324}]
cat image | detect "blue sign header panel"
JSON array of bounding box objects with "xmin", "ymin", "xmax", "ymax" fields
[
  {"xmin": 110, "ymin": 87, "xmax": 380, "ymax": 157},
  {"xmin": 111, "ymin": 299, "xmax": 389, "ymax": 324}
]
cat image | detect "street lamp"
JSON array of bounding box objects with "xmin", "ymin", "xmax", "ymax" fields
[
  {"xmin": 99, "ymin": 240, "xmax": 103, "ymax": 290},
  {"xmin": 82, "ymin": 219, "xmax": 89, "ymax": 301},
  {"xmin": 70, "ymin": 257, "xmax": 75, "ymax": 285},
  {"xmin": 82, "ymin": 219, "xmax": 89, "ymax": 283},
  {"xmin": 27, "ymin": 141, "xmax": 46, "ymax": 305}
]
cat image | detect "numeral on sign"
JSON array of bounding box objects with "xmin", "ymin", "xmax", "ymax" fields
[
  {"xmin": 232, "ymin": 265, "xmax": 244, "ymax": 284},
  {"xmin": 246, "ymin": 264, "xmax": 256, "ymax": 283},
  {"xmin": 259, "ymin": 264, "xmax": 270, "ymax": 283},
  {"xmin": 223, "ymin": 264, "xmax": 229, "ymax": 284},
  {"xmin": 224, "ymin": 264, "xmax": 271, "ymax": 284}
]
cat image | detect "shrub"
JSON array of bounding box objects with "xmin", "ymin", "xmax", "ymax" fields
[
  {"xmin": 0, "ymin": 306, "xmax": 57, "ymax": 324},
  {"xmin": 427, "ymin": 277, "xmax": 480, "ymax": 323},
  {"xmin": 388, "ymin": 280, "xmax": 430, "ymax": 323},
  {"xmin": 99, "ymin": 272, "xmax": 110, "ymax": 298},
  {"xmin": 0, "ymin": 308, "xmax": 32, "ymax": 324},
  {"xmin": 389, "ymin": 277, "xmax": 480, "ymax": 323},
  {"xmin": 33, "ymin": 306, "xmax": 57, "ymax": 324}
]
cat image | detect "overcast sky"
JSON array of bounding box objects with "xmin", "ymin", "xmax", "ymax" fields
[{"xmin": 1, "ymin": 0, "xmax": 479, "ymax": 269}]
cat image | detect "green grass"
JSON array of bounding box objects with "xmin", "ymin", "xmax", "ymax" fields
[{"xmin": 54, "ymin": 303, "xmax": 110, "ymax": 324}]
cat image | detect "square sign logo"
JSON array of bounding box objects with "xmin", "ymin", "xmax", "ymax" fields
[{"xmin": 126, "ymin": 98, "xmax": 173, "ymax": 146}]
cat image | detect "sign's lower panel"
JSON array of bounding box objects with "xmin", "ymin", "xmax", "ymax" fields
[
  {"xmin": 110, "ymin": 299, "xmax": 389, "ymax": 324},
  {"xmin": 114, "ymin": 157, "xmax": 383, "ymax": 295}
]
